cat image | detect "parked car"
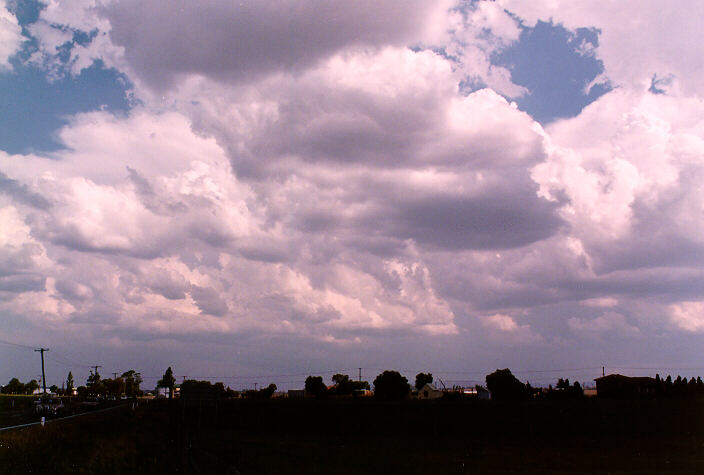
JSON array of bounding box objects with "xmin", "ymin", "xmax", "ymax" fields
[
  {"xmin": 81, "ymin": 397, "xmax": 101, "ymax": 406},
  {"xmin": 35, "ymin": 397, "xmax": 65, "ymax": 415}
]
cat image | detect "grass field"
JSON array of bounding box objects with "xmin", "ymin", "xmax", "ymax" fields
[{"xmin": 1, "ymin": 397, "xmax": 703, "ymax": 473}]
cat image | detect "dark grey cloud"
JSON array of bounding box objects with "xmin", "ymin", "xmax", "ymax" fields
[
  {"xmin": 190, "ymin": 285, "xmax": 229, "ymax": 317},
  {"xmin": 106, "ymin": 0, "xmax": 446, "ymax": 89},
  {"xmin": 55, "ymin": 278, "xmax": 92, "ymax": 301},
  {"xmin": 386, "ymin": 188, "xmax": 563, "ymax": 251},
  {"xmin": 0, "ymin": 274, "xmax": 45, "ymax": 292}
]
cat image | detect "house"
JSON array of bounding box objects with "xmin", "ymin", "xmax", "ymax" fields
[
  {"xmin": 417, "ymin": 383, "xmax": 444, "ymax": 400},
  {"xmin": 595, "ymin": 374, "xmax": 657, "ymax": 398}
]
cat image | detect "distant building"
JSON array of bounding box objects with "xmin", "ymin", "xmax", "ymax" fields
[
  {"xmin": 156, "ymin": 386, "xmax": 180, "ymax": 398},
  {"xmin": 595, "ymin": 374, "xmax": 657, "ymax": 398},
  {"xmin": 583, "ymin": 388, "xmax": 597, "ymax": 397},
  {"xmin": 417, "ymin": 383, "xmax": 444, "ymax": 400},
  {"xmin": 463, "ymin": 386, "xmax": 491, "ymax": 400},
  {"xmin": 288, "ymin": 389, "xmax": 305, "ymax": 399},
  {"xmin": 353, "ymin": 389, "xmax": 372, "ymax": 397}
]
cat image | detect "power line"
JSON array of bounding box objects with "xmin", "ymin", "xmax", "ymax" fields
[
  {"xmin": 0, "ymin": 338, "xmax": 35, "ymax": 350},
  {"xmin": 46, "ymin": 352, "xmax": 92, "ymax": 370}
]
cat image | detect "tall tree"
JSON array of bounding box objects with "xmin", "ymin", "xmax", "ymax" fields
[
  {"xmin": 66, "ymin": 371, "xmax": 74, "ymax": 395},
  {"xmin": 158, "ymin": 367, "xmax": 176, "ymax": 399},
  {"xmin": 25, "ymin": 379, "xmax": 39, "ymax": 395},
  {"xmin": 122, "ymin": 370, "xmax": 142, "ymax": 398},
  {"xmin": 86, "ymin": 370, "xmax": 104, "ymax": 396},
  {"xmin": 304, "ymin": 375, "xmax": 327, "ymax": 398},
  {"xmin": 485, "ymin": 369, "xmax": 528, "ymax": 401}
]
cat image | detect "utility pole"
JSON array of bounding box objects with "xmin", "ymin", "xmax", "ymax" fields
[
  {"xmin": 602, "ymin": 366, "xmax": 605, "ymax": 377},
  {"xmin": 254, "ymin": 382, "xmax": 258, "ymax": 391},
  {"xmin": 35, "ymin": 348, "xmax": 49, "ymax": 394},
  {"xmin": 112, "ymin": 372, "xmax": 118, "ymax": 380},
  {"xmin": 358, "ymin": 367, "xmax": 362, "ymax": 382}
]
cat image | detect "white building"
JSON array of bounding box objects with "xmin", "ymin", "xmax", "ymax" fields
[{"xmin": 417, "ymin": 383, "xmax": 444, "ymax": 399}]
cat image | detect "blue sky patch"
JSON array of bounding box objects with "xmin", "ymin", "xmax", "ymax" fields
[
  {"xmin": 0, "ymin": 60, "xmax": 132, "ymax": 154},
  {"xmin": 494, "ymin": 20, "xmax": 611, "ymax": 124},
  {"xmin": 1, "ymin": 0, "xmax": 132, "ymax": 154}
]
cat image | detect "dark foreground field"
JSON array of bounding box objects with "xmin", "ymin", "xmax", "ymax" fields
[{"xmin": 1, "ymin": 397, "xmax": 704, "ymax": 473}]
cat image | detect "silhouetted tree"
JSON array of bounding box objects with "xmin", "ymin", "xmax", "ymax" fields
[
  {"xmin": 415, "ymin": 372, "xmax": 434, "ymax": 391},
  {"xmin": 2, "ymin": 378, "xmax": 24, "ymax": 394},
  {"xmin": 526, "ymin": 381, "xmax": 536, "ymax": 398},
  {"xmin": 104, "ymin": 377, "xmax": 125, "ymax": 398},
  {"xmin": 262, "ymin": 383, "xmax": 277, "ymax": 398},
  {"xmin": 158, "ymin": 366, "xmax": 176, "ymax": 399},
  {"xmin": 86, "ymin": 370, "xmax": 103, "ymax": 396},
  {"xmin": 373, "ymin": 370, "xmax": 410, "ymax": 400},
  {"xmin": 243, "ymin": 383, "xmax": 277, "ymax": 399},
  {"xmin": 329, "ymin": 374, "xmax": 370, "ymax": 396},
  {"xmin": 181, "ymin": 379, "xmax": 228, "ymax": 400},
  {"xmin": 573, "ymin": 381, "xmax": 583, "ymax": 397},
  {"xmin": 122, "ymin": 370, "xmax": 142, "ymax": 398},
  {"xmin": 305, "ymin": 376, "xmax": 327, "ymax": 398},
  {"xmin": 25, "ymin": 379, "xmax": 39, "ymax": 395},
  {"xmin": 66, "ymin": 371, "xmax": 74, "ymax": 395},
  {"xmin": 332, "ymin": 374, "xmax": 349, "ymax": 385},
  {"xmin": 485, "ymin": 369, "xmax": 528, "ymax": 401},
  {"xmin": 665, "ymin": 375, "xmax": 673, "ymax": 396}
]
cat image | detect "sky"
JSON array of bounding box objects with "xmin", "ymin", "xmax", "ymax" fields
[{"xmin": 2, "ymin": 0, "xmax": 704, "ymax": 392}]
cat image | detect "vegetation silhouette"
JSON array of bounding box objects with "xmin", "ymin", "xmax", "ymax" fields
[
  {"xmin": 414, "ymin": 372, "xmax": 433, "ymax": 390},
  {"xmin": 304, "ymin": 375, "xmax": 327, "ymax": 398},
  {"xmin": 328, "ymin": 373, "xmax": 370, "ymax": 396},
  {"xmin": 157, "ymin": 367, "xmax": 176, "ymax": 399},
  {"xmin": 485, "ymin": 368, "xmax": 529, "ymax": 401},
  {"xmin": 244, "ymin": 383, "xmax": 277, "ymax": 399},
  {"xmin": 373, "ymin": 370, "xmax": 410, "ymax": 400},
  {"xmin": 0, "ymin": 378, "xmax": 38, "ymax": 395},
  {"xmin": 65, "ymin": 371, "xmax": 74, "ymax": 395}
]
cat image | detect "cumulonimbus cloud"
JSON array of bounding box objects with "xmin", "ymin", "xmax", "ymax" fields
[{"xmin": 3, "ymin": 1, "xmax": 704, "ymax": 386}]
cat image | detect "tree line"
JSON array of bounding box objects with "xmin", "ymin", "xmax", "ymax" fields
[
  {"xmin": 8, "ymin": 365, "xmax": 704, "ymax": 401},
  {"xmin": 0, "ymin": 377, "xmax": 40, "ymax": 395},
  {"xmin": 653, "ymin": 374, "xmax": 704, "ymax": 398},
  {"xmin": 1, "ymin": 369, "xmax": 143, "ymax": 398}
]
